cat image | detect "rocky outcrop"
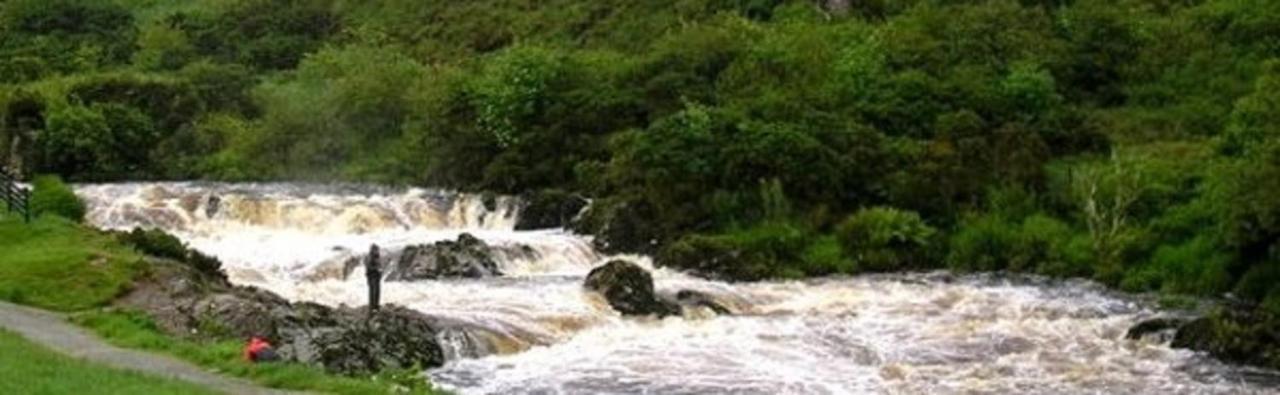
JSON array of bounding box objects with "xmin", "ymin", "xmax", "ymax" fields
[
  {"xmin": 515, "ymin": 190, "xmax": 588, "ymax": 230},
  {"xmin": 584, "ymin": 260, "xmax": 679, "ymax": 317},
  {"xmin": 308, "ymin": 305, "xmax": 445, "ymax": 375},
  {"xmin": 117, "ymin": 260, "xmax": 446, "ymax": 375},
  {"xmin": 387, "ymin": 233, "xmax": 503, "ymax": 280}
]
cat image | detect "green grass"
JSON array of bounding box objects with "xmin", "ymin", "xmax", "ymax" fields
[
  {"xmin": 0, "ymin": 213, "xmax": 143, "ymax": 311},
  {"xmin": 0, "ymin": 328, "xmax": 220, "ymax": 395},
  {"xmin": 74, "ymin": 309, "xmax": 443, "ymax": 395}
]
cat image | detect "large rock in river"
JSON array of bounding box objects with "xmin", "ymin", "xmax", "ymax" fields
[
  {"xmin": 387, "ymin": 233, "xmax": 502, "ymax": 280},
  {"xmin": 584, "ymin": 260, "xmax": 679, "ymax": 317}
]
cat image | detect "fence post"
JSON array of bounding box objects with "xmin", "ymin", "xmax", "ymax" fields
[{"xmin": 23, "ymin": 189, "xmax": 30, "ymax": 223}]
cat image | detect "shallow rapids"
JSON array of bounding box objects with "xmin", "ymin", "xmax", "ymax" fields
[{"xmin": 76, "ymin": 183, "xmax": 1278, "ymax": 394}]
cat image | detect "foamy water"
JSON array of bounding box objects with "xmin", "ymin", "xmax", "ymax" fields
[{"xmin": 77, "ymin": 183, "xmax": 1279, "ymax": 395}]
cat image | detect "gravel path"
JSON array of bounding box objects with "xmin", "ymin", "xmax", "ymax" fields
[{"xmin": 0, "ymin": 301, "xmax": 306, "ymax": 395}]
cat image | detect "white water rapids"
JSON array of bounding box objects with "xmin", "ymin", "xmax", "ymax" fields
[{"xmin": 76, "ymin": 183, "xmax": 1278, "ymax": 394}]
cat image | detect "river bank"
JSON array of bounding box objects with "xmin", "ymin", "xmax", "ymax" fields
[{"xmin": 0, "ymin": 209, "xmax": 441, "ymax": 395}]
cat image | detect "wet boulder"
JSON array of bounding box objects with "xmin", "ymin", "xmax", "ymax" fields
[
  {"xmin": 673, "ymin": 290, "xmax": 733, "ymax": 315},
  {"xmin": 584, "ymin": 260, "xmax": 679, "ymax": 317},
  {"xmin": 1126, "ymin": 317, "xmax": 1188, "ymax": 342},
  {"xmin": 387, "ymin": 233, "xmax": 502, "ymax": 280},
  {"xmin": 515, "ymin": 190, "xmax": 588, "ymax": 230}
]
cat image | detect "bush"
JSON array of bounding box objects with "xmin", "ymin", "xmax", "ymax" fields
[
  {"xmin": 800, "ymin": 235, "xmax": 853, "ymax": 276},
  {"xmin": 1121, "ymin": 236, "xmax": 1233, "ymax": 294},
  {"xmin": 658, "ymin": 221, "xmax": 809, "ymax": 281},
  {"xmin": 946, "ymin": 213, "xmax": 1017, "ymax": 272},
  {"xmin": 836, "ymin": 207, "xmax": 935, "ymax": 272},
  {"xmin": 1013, "ymin": 215, "xmax": 1086, "ymax": 276},
  {"xmin": 1126, "ymin": 235, "xmax": 1233, "ymax": 294},
  {"xmin": 117, "ymin": 228, "xmax": 224, "ymax": 281},
  {"xmin": 1235, "ymin": 260, "xmax": 1280, "ymax": 304},
  {"xmin": 947, "ymin": 212, "xmax": 1089, "ymax": 276},
  {"xmin": 29, "ymin": 175, "xmax": 85, "ymax": 222}
]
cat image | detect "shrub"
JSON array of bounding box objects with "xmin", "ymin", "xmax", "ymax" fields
[
  {"xmin": 1013, "ymin": 215, "xmax": 1082, "ymax": 275},
  {"xmin": 1235, "ymin": 260, "xmax": 1280, "ymax": 304},
  {"xmin": 947, "ymin": 212, "xmax": 1089, "ymax": 276},
  {"xmin": 800, "ymin": 235, "xmax": 853, "ymax": 276},
  {"xmin": 836, "ymin": 207, "xmax": 935, "ymax": 272},
  {"xmin": 1121, "ymin": 236, "xmax": 1233, "ymax": 294},
  {"xmin": 946, "ymin": 213, "xmax": 1017, "ymax": 272},
  {"xmin": 658, "ymin": 221, "xmax": 809, "ymax": 281},
  {"xmin": 29, "ymin": 175, "xmax": 85, "ymax": 222},
  {"xmin": 117, "ymin": 228, "xmax": 224, "ymax": 281}
]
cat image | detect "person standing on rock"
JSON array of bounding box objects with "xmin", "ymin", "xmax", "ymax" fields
[{"xmin": 365, "ymin": 244, "xmax": 383, "ymax": 312}]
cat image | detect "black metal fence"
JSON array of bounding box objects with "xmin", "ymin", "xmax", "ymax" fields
[{"xmin": 0, "ymin": 168, "xmax": 30, "ymax": 223}]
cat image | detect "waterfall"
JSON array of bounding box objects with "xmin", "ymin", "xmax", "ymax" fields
[{"xmin": 76, "ymin": 182, "xmax": 1278, "ymax": 395}]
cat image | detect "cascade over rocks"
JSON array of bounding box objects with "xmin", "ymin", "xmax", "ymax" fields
[
  {"xmin": 584, "ymin": 260, "xmax": 679, "ymax": 317},
  {"xmin": 515, "ymin": 190, "xmax": 588, "ymax": 230},
  {"xmin": 387, "ymin": 233, "xmax": 503, "ymax": 280}
]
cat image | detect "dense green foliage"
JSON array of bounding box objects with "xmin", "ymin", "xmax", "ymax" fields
[
  {"xmin": 2, "ymin": 0, "xmax": 1280, "ymax": 316},
  {"xmin": 0, "ymin": 328, "xmax": 219, "ymax": 395}
]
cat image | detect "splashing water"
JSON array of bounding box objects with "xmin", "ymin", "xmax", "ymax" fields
[{"xmin": 76, "ymin": 183, "xmax": 1279, "ymax": 394}]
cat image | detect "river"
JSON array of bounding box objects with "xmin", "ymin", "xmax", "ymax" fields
[{"xmin": 75, "ymin": 182, "xmax": 1279, "ymax": 394}]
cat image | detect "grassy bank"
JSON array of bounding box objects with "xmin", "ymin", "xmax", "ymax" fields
[
  {"xmin": 0, "ymin": 212, "xmax": 141, "ymax": 311},
  {"xmin": 0, "ymin": 211, "xmax": 441, "ymax": 394},
  {"xmin": 0, "ymin": 328, "xmax": 219, "ymax": 395}
]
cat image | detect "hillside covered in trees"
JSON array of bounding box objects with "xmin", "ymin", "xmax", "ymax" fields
[{"xmin": 1, "ymin": 0, "xmax": 1279, "ymax": 363}]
